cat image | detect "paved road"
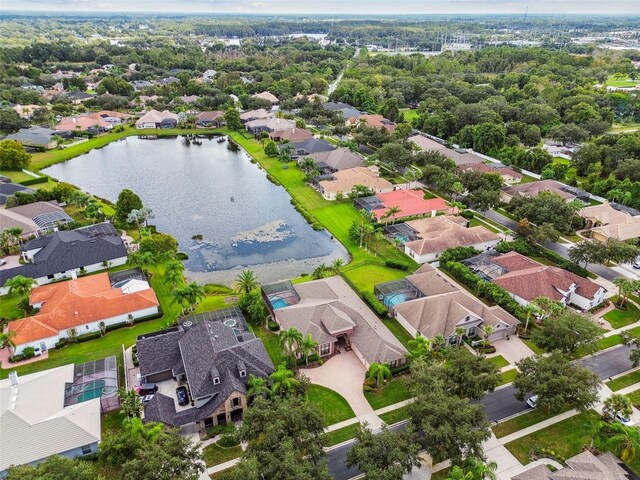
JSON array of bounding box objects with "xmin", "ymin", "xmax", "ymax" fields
[
  {"xmin": 481, "ymin": 209, "xmax": 623, "ymax": 281},
  {"xmin": 326, "ymin": 345, "xmax": 634, "ymax": 479}
]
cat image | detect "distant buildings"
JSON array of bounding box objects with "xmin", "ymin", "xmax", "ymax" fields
[
  {"xmin": 408, "ymin": 134, "xmax": 485, "ymax": 167},
  {"xmin": 5, "ymin": 126, "xmax": 59, "ymax": 150},
  {"xmin": 0, "ymin": 201, "xmax": 73, "ymax": 238},
  {"xmin": 251, "ymin": 91, "xmax": 279, "ymax": 108},
  {"xmin": 196, "ymin": 111, "xmax": 225, "ymax": 128}
]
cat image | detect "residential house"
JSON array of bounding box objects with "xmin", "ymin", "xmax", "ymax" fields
[
  {"xmin": 7, "ymin": 271, "xmax": 158, "ymax": 355},
  {"xmin": 356, "ymin": 189, "xmax": 454, "ymax": 222},
  {"xmin": 137, "ymin": 307, "xmax": 274, "ymax": 431},
  {"xmin": 0, "ymin": 222, "xmax": 128, "ymax": 295},
  {"xmin": 0, "ymin": 201, "xmax": 73, "ymax": 238},
  {"xmin": 0, "ymin": 183, "xmax": 35, "ymax": 206},
  {"xmin": 0, "ymin": 366, "xmax": 104, "ymax": 477},
  {"xmin": 398, "ymin": 215, "xmax": 501, "ymax": 264},
  {"xmin": 131, "ymin": 80, "xmax": 153, "ymax": 91},
  {"xmin": 500, "ymin": 180, "xmax": 590, "ymax": 204},
  {"xmin": 264, "ymin": 276, "xmax": 407, "ymax": 368},
  {"xmin": 155, "ymin": 76, "xmax": 180, "ymax": 86},
  {"xmin": 135, "ymin": 110, "xmax": 179, "ymax": 129},
  {"xmin": 55, "ymin": 115, "xmax": 112, "ymax": 133},
  {"xmin": 239, "ymin": 109, "xmax": 274, "ymax": 124},
  {"xmin": 196, "ymin": 111, "xmax": 225, "ymax": 128},
  {"xmin": 252, "ymin": 91, "xmax": 279, "ymax": 107},
  {"xmin": 88, "ymin": 110, "xmax": 130, "ymax": 125},
  {"xmin": 512, "ymin": 450, "xmax": 631, "ymax": 480},
  {"xmin": 303, "ymin": 147, "xmax": 365, "ymax": 173},
  {"xmin": 202, "ymin": 69, "xmax": 218, "ymax": 82},
  {"xmin": 245, "ymin": 117, "xmax": 296, "ymax": 136},
  {"xmin": 65, "ymin": 92, "xmax": 96, "ymax": 104},
  {"xmin": 5, "ymin": 126, "xmax": 59, "ymax": 150},
  {"xmin": 408, "ymin": 134, "xmax": 485, "ymax": 167},
  {"xmin": 322, "ymin": 102, "xmax": 363, "ymax": 120},
  {"xmin": 316, "ymin": 166, "xmax": 394, "ymax": 200},
  {"xmin": 458, "ymin": 162, "xmax": 523, "ymax": 185},
  {"xmin": 380, "ymin": 263, "xmax": 519, "ymax": 343},
  {"xmin": 474, "ymin": 251, "xmax": 605, "ymax": 310},
  {"xmin": 294, "ymin": 93, "xmax": 327, "ymax": 103},
  {"xmin": 178, "ymin": 95, "xmax": 199, "ymax": 104},
  {"xmin": 354, "ymin": 114, "xmax": 396, "ymax": 134},
  {"xmin": 579, "ymin": 203, "xmax": 640, "ymax": 243},
  {"xmin": 268, "ymin": 128, "xmax": 313, "ymax": 142},
  {"xmin": 287, "ymin": 137, "xmax": 335, "ymax": 159},
  {"xmin": 11, "ymin": 104, "xmax": 43, "ymax": 119}
]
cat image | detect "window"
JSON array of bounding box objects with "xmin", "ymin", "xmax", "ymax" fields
[
  {"xmin": 81, "ymin": 445, "xmax": 92, "ymax": 455},
  {"xmin": 239, "ymin": 370, "xmax": 246, "ymax": 378},
  {"xmin": 467, "ymin": 327, "xmax": 476, "ymax": 337},
  {"xmin": 213, "ymin": 377, "xmax": 220, "ymax": 385},
  {"xmin": 86, "ymin": 325, "xmax": 90, "ymax": 330},
  {"xmin": 47, "ymin": 274, "xmax": 55, "ymax": 280},
  {"xmin": 319, "ymin": 343, "xmax": 331, "ymax": 356},
  {"xmin": 231, "ymin": 397, "xmax": 241, "ymax": 408}
]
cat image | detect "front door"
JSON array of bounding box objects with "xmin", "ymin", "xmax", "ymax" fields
[
  {"xmin": 216, "ymin": 413, "xmax": 227, "ymax": 425},
  {"xmin": 40, "ymin": 342, "xmax": 47, "ymax": 352}
]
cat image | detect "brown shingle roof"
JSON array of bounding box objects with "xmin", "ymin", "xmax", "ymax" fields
[{"xmin": 502, "ymin": 180, "xmax": 575, "ymax": 201}]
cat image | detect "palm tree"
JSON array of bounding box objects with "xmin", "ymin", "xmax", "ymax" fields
[
  {"xmin": 300, "ymin": 334, "xmax": 319, "ymax": 365},
  {"xmin": 531, "ymin": 296, "xmax": 564, "ymax": 320},
  {"xmin": 5, "ymin": 275, "xmax": 37, "ymax": 301},
  {"xmin": 122, "ymin": 416, "xmax": 164, "ymax": 443},
  {"xmin": 613, "ymin": 278, "xmax": 639, "ymax": 308},
  {"xmin": 246, "ymin": 292, "xmax": 267, "ymax": 324},
  {"xmin": 246, "ymin": 374, "xmax": 270, "ymax": 400},
  {"xmin": 330, "ymin": 258, "xmax": 344, "ymax": 275},
  {"xmin": 482, "ymin": 325, "xmax": 495, "ymax": 347},
  {"xmin": 183, "ymin": 282, "xmax": 206, "ymax": 312},
  {"xmin": 270, "ymin": 363, "xmax": 301, "ymax": 397},
  {"xmin": 407, "ymin": 333, "xmax": 432, "ymax": 359},
  {"xmin": 521, "ymin": 304, "xmax": 539, "ymax": 334},
  {"xmin": 447, "ymin": 457, "xmax": 497, "ymax": 480},
  {"xmin": 279, "ymin": 327, "xmax": 303, "ymax": 364},
  {"xmin": 596, "ymin": 421, "xmax": 640, "ymax": 463},
  {"xmin": 455, "ymin": 326, "xmax": 466, "ymax": 347},
  {"xmin": 234, "ymin": 269, "xmax": 260, "ymax": 295},
  {"xmin": 164, "ymin": 260, "xmax": 185, "ymax": 288},
  {"xmin": 0, "ymin": 331, "xmax": 16, "ymax": 350},
  {"xmin": 381, "ymin": 205, "xmax": 401, "ymax": 224},
  {"xmin": 128, "ymin": 251, "xmax": 155, "ymax": 274},
  {"xmin": 366, "ymin": 362, "xmax": 391, "ymax": 388}
]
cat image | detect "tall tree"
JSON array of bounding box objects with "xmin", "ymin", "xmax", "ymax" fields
[
  {"xmin": 447, "ymin": 457, "xmax": 498, "ymax": 480},
  {"xmin": 279, "ymin": 327, "xmax": 303, "ymax": 363},
  {"xmin": 0, "ymin": 139, "xmax": 31, "ymax": 169},
  {"xmin": 5, "ymin": 455, "xmax": 98, "ymax": 480},
  {"xmin": 234, "ymin": 269, "xmax": 260, "ymax": 295},
  {"xmin": 346, "ymin": 424, "xmax": 422, "ymax": 480},
  {"xmin": 366, "ymin": 362, "xmax": 392, "ymax": 388},
  {"xmin": 603, "ymin": 394, "xmax": 633, "ymax": 421},
  {"xmin": 115, "ymin": 188, "xmax": 144, "ymax": 225},
  {"xmin": 224, "ymin": 108, "xmax": 243, "ymax": 131},
  {"xmin": 531, "ymin": 310, "xmax": 602, "ymax": 355},
  {"xmin": 5, "ymin": 275, "xmax": 36, "ymax": 301}
]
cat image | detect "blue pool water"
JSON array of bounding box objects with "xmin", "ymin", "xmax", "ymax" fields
[
  {"xmin": 387, "ymin": 293, "xmax": 410, "ymax": 307},
  {"xmin": 270, "ymin": 298, "xmax": 289, "ymax": 309}
]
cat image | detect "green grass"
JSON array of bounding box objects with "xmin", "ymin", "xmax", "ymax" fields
[
  {"xmin": 487, "ymin": 355, "xmax": 510, "ymax": 369},
  {"xmin": 195, "ymin": 295, "xmax": 238, "ymax": 313},
  {"xmin": 399, "ymin": 108, "xmax": 419, "ymax": 122},
  {"xmin": 342, "ymin": 264, "xmax": 408, "ymax": 293},
  {"xmin": 0, "ymin": 169, "xmax": 42, "ymax": 183},
  {"xmin": 203, "ymin": 442, "xmax": 243, "ymax": 467},
  {"xmin": 520, "ymin": 174, "xmax": 538, "ymax": 184},
  {"xmin": 101, "ymin": 410, "xmax": 126, "ymax": 435},
  {"xmin": 499, "ymin": 368, "xmax": 518, "ymax": 386},
  {"xmin": 492, "ymin": 406, "xmax": 571, "ymax": 439},
  {"xmin": 306, "ymin": 384, "xmax": 356, "ymax": 426},
  {"xmin": 605, "ymin": 76, "xmax": 638, "ymax": 87},
  {"xmin": 604, "ymin": 299, "xmax": 640, "ymax": 329},
  {"xmin": 379, "ymin": 405, "xmax": 410, "ymax": 425},
  {"xmin": 323, "ymin": 423, "xmax": 361, "ymax": 446},
  {"xmin": 471, "ymin": 212, "xmax": 510, "ymax": 233},
  {"xmin": 381, "ymin": 318, "xmax": 414, "ymax": 348},
  {"xmin": 606, "ymin": 370, "xmax": 640, "ymax": 392},
  {"xmin": 469, "ymin": 218, "xmax": 502, "ymax": 234},
  {"xmin": 626, "ymin": 388, "xmax": 640, "ymax": 406},
  {"xmin": 251, "ymin": 325, "xmax": 285, "ymax": 366},
  {"xmin": 504, "ymin": 410, "xmax": 600, "ymax": 465},
  {"xmin": 0, "ymin": 291, "xmax": 26, "ymax": 321},
  {"xmin": 552, "ymin": 157, "xmax": 571, "ymax": 166},
  {"xmin": 364, "ymin": 376, "xmax": 411, "ymax": 410},
  {"xmin": 521, "ymin": 337, "xmax": 546, "ymax": 355}
]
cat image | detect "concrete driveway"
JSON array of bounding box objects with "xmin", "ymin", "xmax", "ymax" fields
[
  {"xmin": 489, "ymin": 336, "xmax": 535, "ymax": 365},
  {"xmin": 301, "ymin": 352, "xmax": 374, "ymax": 417}
]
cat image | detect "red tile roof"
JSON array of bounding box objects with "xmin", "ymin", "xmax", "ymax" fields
[
  {"xmin": 371, "ymin": 190, "xmax": 452, "ymax": 220},
  {"xmin": 9, "ymin": 273, "xmax": 159, "ymax": 345}
]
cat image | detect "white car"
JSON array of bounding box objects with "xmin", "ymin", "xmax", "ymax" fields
[
  {"xmin": 526, "ymin": 395, "xmax": 538, "ymax": 408},
  {"xmin": 616, "ymin": 412, "xmax": 634, "ymax": 427},
  {"xmin": 141, "ymin": 394, "xmax": 154, "ymax": 404}
]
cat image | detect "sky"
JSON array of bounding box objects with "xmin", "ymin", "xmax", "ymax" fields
[{"xmin": 3, "ymin": 0, "xmax": 640, "ymax": 15}]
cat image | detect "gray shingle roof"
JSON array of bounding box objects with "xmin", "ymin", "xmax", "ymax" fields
[
  {"xmin": 5, "ymin": 126, "xmax": 57, "ymax": 147},
  {"xmin": 0, "ymin": 183, "xmax": 35, "ymax": 205},
  {"xmin": 0, "ymin": 222, "xmax": 126, "ymax": 286}
]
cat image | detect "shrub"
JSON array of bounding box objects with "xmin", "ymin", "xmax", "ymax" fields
[
  {"xmin": 460, "ymin": 210, "xmax": 475, "ymax": 219},
  {"xmin": 20, "ymin": 176, "xmax": 49, "ymax": 186},
  {"xmin": 9, "ymin": 354, "xmax": 25, "ymax": 363},
  {"xmin": 363, "ymin": 291, "xmax": 388, "ymax": 317},
  {"xmin": 217, "ymin": 432, "xmax": 240, "ymax": 448},
  {"xmin": 22, "ymin": 346, "xmax": 35, "ymax": 359},
  {"xmin": 268, "ymin": 320, "xmax": 280, "ymax": 331},
  {"xmin": 439, "ymin": 246, "xmax": 480, "ymax": 264},
  {"xmin": 384, "ymin": 260, "xmax": 410, "ymax": 271},
  {"xmin": 176, "ymin": 252, "xmax": 189, "ymax": 260}
]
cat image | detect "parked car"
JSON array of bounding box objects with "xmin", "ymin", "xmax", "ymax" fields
[
  {"xmin": 136, "ymin": 383, "xmax": 158, "ymax": 396},
  {"xmin": 633, "ymin": 260, "xmax": 640, "ymax": 269},
  {"xmin": 141, "ymin": 394, "xmax": 154, "ymax": 404},
  {"xmin": 526, "ymin": 395, "xmax": 538, "ymax": 409},
  {"xmin": 176, "ymin": 386, "xmax": 189, "ymax": 406},
  {"xmin": 616, "ymin": 412, "xmax": 634, "ymax": 427},
  {"xmin": 33, "ymin": 346, "xmax": 42, "ymax": 357},
  {"xmin": 0, "ymin": 259, "xmax": 6, "ymax": 266}
]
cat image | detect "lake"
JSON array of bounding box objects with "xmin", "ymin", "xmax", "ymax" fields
[{"xmin": 44, "ymin": 135, "xmax": 348, "ymax": 285}]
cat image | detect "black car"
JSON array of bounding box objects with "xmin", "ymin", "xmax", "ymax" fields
[
  {"xmin": 176, "ymin": 386, "xmax": 189, "ymax": 406},
  {"xmin": 137, "ymin": 383, "xmax": 158, "ymax": 396}
]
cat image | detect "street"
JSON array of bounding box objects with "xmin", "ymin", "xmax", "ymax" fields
[
  {"xmin": 326, "ymin": 344, "xmax": 635, "ymax": 479},
  {"xmin": 481, "ymin": 209, "xmax": 624, "ymax": 281}
]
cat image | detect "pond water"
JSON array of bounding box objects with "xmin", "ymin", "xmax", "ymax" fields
[{"xmin": 44, "ymin": 136, "xmax": 348, "ymax": 285}]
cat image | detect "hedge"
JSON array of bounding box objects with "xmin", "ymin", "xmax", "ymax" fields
[
  {"xmin": 384, "ymin": 260, "xmax": 410, "ymax": 271},
  {"xmin": 20, "ymin": 175, "xmax": 49, "ymax": 186},
  {"xmin": 363, "ymin": 291, "xmax": 389, "ymax": 317}
]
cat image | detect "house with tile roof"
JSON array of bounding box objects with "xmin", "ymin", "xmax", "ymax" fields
[
  {"xmin": 0, "ymin": 222, "xmax": 128, "ymax": 294},
  {"xmin": 353, "ymin": 114, "xmax": 396, "ymax": 134},
  {"xmin": 512, "ymin": 450, "xmax": 632, "ymax": 480},
  {"xmin": 7, "ymin": 271, "xmax": 159, "ymax": 354},
  {"xmin": 356, "ymin": 189, "xmax": 454, "ymax": 222},
  {"xmin": 136, "ymin": 307, "xmax": 274, "ymax": 431},
  {"xmin": 0, "ymin": 201, "xmax": 73, "ymax": 238},
  {"xmin": 579, "ymin": 203, "xmax": 640, "ymax": 243},
  {"xmin": 263, "ymin": 276, "xmax": 407, "ymax": 368},
  {"xmin": 55, "ymin": 115, "xmax": 112, "ymax": 133},
  {"xmin": 268, "ymin": 127, "xmax": 313, "ymax": 142},
  {"xmin": 251, "ymin": 91, "xmax": 279, "ymax": 107},
  {"xmin": 400, "ymin": 215, "xmax": 501, "ymax": 264},
  {"xmin": 484, "ymin": 251, "xmax": 605, "ymax": 310},
  {"xmin": 0, "ymin": 365, "xmax": 102, "ymax": 476},
  {"xmin": 135, "ymin": 109, "xmax": 179, "ymax": 129},
  {"xmin": 316, "ymin": 166, "xmax": 394, "ymax": 200},
  {"xmin": 239, "ymin": 108, "xmax": 273, "ymax": 123},
  {"xmin": 382, "ymin": 263, "xmax": 519, "ymax": 343},
  {"xmin": 458, "ymin": 162, "xmax": 523, "ymax": 185},
  {"xmin": 195, "ymin": 111, "xmax": 225, "ymax": 128},
  {"xmin": 500, "ymin": 180, "xmax": 589, "ymax": 204},
  {"xmin": 303, "ymin": 147, "xmax": 365, "ymax": 173},
  {"xmin": 245, "ymin": 117, "xmax": 296, "ymax": 135},
  {"xmin": 408, "ymin": 134, "xmax": 485, "ymax": 167}
]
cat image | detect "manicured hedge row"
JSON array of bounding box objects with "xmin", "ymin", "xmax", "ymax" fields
[
  {"xmin": 384, "ymin": 260, "xmax": 410, "ymax": 271},
  {"xmin": 20, "ymin": 175, "xmax": 49, "ymax": 186},
  {"xmin": 363, "ymin": 291, "xmax": 389, "ymax": 317}
]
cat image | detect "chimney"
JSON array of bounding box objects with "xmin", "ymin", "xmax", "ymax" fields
[{"xmin": 9, "ymin": 371, "xmax": 19, "ymax": 386}]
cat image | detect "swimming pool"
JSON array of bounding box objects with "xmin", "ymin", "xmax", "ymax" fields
[
  {"xmin": 76, "ymin": 379, "xmax": 106, "ymax": 402},
  {"xmin": 387, "ymin": 293, "xmax": 410, "ymax": 307},
  {"xmin": 270, "ymin": 298, "xmax": 289, "ymax": 309}
]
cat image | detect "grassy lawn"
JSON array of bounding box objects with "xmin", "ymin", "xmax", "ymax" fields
[
  {"xmin": 604, "ymin": 299, "xmax": 640, "ymax": 329},
  {"xmin": 504, "ymin": 410, "xmax": 600, "ymax": 464},
  {"xmin": 400, "ymin": 108, "xmax": 419, "ymax": 122},
  {"xmin": 323, "ymin": 423, "xmax": 361, "ymax": 446},
  {"xmin": 306, "ymin": 384, "xmax": 356, "ymax": 426},
  {"xmin": 605, "ymin": 76, "xmax": 638, "ymax": 87},
  {"xmin": 521, "ymin": 337, "xmax": 546, "ymax": 355},
  {"xmin": 626, "ymin": 389, "xmax": 640, "ymax": 406},
  {"xmin": 379, "ymin": 405, "xmax": 410, "ymax": 425},
  {"xmin": 606, "ymin": 370, "xmax": 640, "ymax": 392},
  {"xmin": 469, "ymin": 218, "xmax": 502, "ymax": 234},
  {"xmin": 499, "ymin": 368, "xmax": 518, "ymax": 386},
  {"xmin": 0, "ymin": 291, "xmax": 26, "ymax": 320},
  {"xmin": 492, "ymin": 406, "xmax": 571, "ymax": 439},
  {"xmin": 364, "ymin": 376, "xmax": 411, "ymax": 410},
  {"xmin": 250, "ymin": 324, "xmax": 284, "ymax": 366},
  {"xmin": 195, "ymin": 295, "xmax": 238, "ymax": 313},
  {"xmin": 0, "ymin": 169, "xmax": 43, "ymax": 183},
  {"xmin": 101, "ymin": 410, "xmax": 126, "ymax": 435},
  {"xmin": 342, "ymin": 264, "xmax": 407, "ymax": 294},
  {"xmin": 487, "ymin": 355, "xmax": 510, "ymax": 369},
  {"xmin": 203, "ymin": 442, "xmax": 243, "ymax": 467},
  {"xmin": 382, "ymin": 318, "xmax": 414, "ymax": 347},
  {"xmin": 520, "ymin": 174, "xmax": 538, "ymax": 184}
]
